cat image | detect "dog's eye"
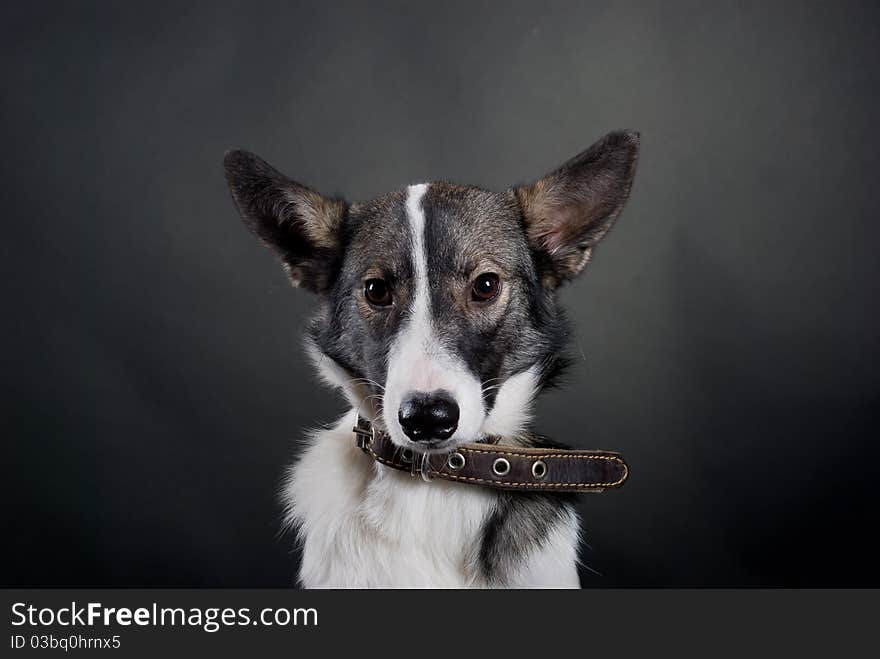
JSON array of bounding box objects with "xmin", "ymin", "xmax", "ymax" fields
[
  {"xmin": 471, "ymin": 273, "xmax": 501, "ymax": 302},
  {"xmin": 364, "ymin": 278, "xmax": 392, "ymax": 306}
]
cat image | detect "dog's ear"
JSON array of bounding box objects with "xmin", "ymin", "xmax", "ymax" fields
[
  {"xmin": 516, "ymin": 130, "xmax": 639, "ymax": 285},
  {"xmin": 224, "ymin": 150, "xmax": 346, "ymax": 294}
]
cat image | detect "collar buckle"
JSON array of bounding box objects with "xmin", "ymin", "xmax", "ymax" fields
[{"xmin": 353, "ymin": 416, "xmax": 376, "ymax": 450}]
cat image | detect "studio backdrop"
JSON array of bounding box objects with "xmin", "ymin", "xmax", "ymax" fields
[{"xmin": 4, "ymin": 0, "xmax": 879, "ymax": 586}]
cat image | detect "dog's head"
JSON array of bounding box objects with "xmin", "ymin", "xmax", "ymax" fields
[{"xmin": 224, "ymin": 131, "xmax": 639, "ymax": 452}]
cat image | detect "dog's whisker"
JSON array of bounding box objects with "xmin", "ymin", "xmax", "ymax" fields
[
  {"xmin": 368, "ymin": 406, "xmax": 384, "ymax": 424},
  {"xmin": 346, "ymin": 377, "xmax": 386, "ymax": 391},
  {"xmin": 356, "ymin": 393, "xmax": 385, "ymax": 424},
  {"xmin": 480, "ymin": 377, "xmax": 504, "ymax": 387},
  {"xmin": 420, "ymin": 452, "xmax": 432, "ymax": 483}
]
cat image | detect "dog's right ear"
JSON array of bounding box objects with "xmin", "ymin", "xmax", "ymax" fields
[{"xmin": 223, "ymin": 150, "xmax": 346, "ymax": 294}]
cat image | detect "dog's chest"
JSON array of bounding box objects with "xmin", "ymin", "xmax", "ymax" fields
[{"xmin": 285, "ymin": 411, "xmax": 496, "ymax": 588}]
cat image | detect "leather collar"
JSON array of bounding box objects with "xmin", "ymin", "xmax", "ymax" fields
[{"xmin": 353, "ymin": 416, "xmax": 628, "ymax": 493}]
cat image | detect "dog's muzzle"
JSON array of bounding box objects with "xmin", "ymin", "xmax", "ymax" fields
[{"xmin": 353, "ymin": 415, "xmax": 628, "ymax": 493}]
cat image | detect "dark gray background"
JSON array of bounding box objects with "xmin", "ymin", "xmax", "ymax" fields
[{"xmin": 3, "ymin": 1, "xmax": 878, "ymax": 587}]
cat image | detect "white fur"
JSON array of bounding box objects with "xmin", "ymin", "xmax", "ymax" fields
[
  {"xmin": 507, "ymin": 507, "xmax": 582, "ymax": 587},
  {"xmin": 481, "ymin": 365, "xmax": 541, "ymax": 437},
  {"xmin": 284, "ymin": 410, "xmax": 580, "ymax": 588},
  {"xmin": 382, "ymin": 184, "xmax": 485, "ymax": 449}
]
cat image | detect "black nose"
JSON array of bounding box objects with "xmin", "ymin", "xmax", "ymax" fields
[{"xmin": 398, "ymin": 390, "xmax": 460, "ymax": 443}]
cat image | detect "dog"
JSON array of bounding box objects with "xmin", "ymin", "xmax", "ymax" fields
[{"xmin": 223, "ymin": 130, "xmax": 639, "ymax": 587}]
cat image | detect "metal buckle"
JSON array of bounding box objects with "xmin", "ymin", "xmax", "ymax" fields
[{"xmin": 353, "ymin": 416, "xmax": 375, "ymax": 449}]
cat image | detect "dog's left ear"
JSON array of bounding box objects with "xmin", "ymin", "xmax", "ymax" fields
[
  {"xmin": 224, "ymin": 150, "xmax": 346, "ymax": 294},
  {"xmin": 516, "ymin": 130, "xmax": 640, "ymax": 285}
]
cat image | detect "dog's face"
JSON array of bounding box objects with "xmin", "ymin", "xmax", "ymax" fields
[{"xmin": 225, "ymin": 131, "xmax": 639, "ymax": 452}]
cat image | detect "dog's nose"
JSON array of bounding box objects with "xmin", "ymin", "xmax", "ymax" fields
[{"xmin": 398, "ymin": 390, "xmax": 460, "ymax": 443}]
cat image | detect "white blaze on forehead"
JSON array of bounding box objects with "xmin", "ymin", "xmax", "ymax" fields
[
  {"xmin": 382, "ymin": 184, "xmax": 485, "ymax": 448},
  {"xmin": 406, "ymin": 183, "xmax": 430, "ymax": 298},
  {"xmin": 405, "ymin": 182, "xmax": 431, "ymax": 365}
]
